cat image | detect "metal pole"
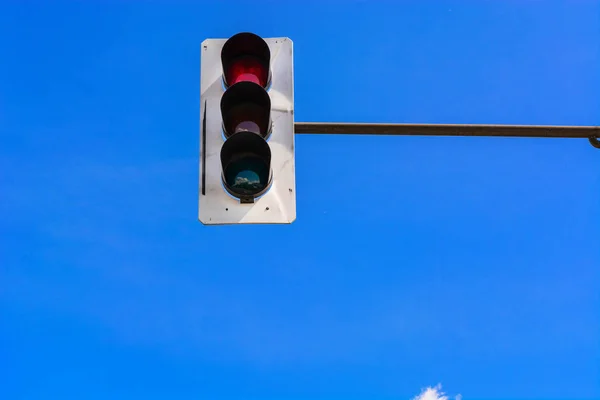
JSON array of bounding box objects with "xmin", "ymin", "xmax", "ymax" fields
[{"xmin": 294, "ymin": 122, "xmax": 600, "ymax": 148}]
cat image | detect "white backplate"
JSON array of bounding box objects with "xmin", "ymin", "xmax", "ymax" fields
[{"xmin": 199, "ymin": 37, "xmax": 296, "ymax": 225}]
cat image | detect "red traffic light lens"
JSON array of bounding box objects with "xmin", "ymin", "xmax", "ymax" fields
[
  {"xmin": 221, "ymin": 32, "xmax": 271, "ymax": 89},
  {"xmin": 225, "ymin": 56, "xmax": 268, "ymax": 87}
]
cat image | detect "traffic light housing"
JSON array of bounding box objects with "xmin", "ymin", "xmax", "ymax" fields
[{"xmin": 199, "ymin": 33, "xmax": 295, "ymax": 225}]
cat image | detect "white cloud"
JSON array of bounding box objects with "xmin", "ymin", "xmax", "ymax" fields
[{"xmin": 412, "ymin": 384, "xmax": 461, "ymax": 400}]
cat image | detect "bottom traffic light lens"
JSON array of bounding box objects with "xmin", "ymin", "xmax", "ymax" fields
[
  {"xmin": 220, "ymin": 131, "xmax": 272, "ymax": 200},
  {"xmin": 224, "ymin": 156, "xmax": 269, "ymax": 196}
]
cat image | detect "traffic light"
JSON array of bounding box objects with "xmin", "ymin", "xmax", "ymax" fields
[{"xmin": 199, "ymin": 32, "xmax": 296, "ymax": 225}]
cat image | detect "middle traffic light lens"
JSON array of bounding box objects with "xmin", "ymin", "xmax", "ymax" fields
[
  {"xmin": 224, "ymin": 156, "xmax": 269, "ymax": 196},
  {"xmin": 221, "ymin": 81, "xmax": 271, "ymax": 139},
  {"xmin": 226, "ymin": 102, "xmax": 269, "ymax": 135}
]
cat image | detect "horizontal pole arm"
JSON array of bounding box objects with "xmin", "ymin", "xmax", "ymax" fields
[{"xmin": 294, "ymin": 122, "xmax": 600, "ymax": 139}]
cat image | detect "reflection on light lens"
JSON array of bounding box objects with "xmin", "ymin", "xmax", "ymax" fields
[
  {"xmin": 234, "ymin": 120, "xmax": 260, "ymax": 134},
  {"xmin": 225, "ymin": 157, "xmax": 269, "ymax": 196}
]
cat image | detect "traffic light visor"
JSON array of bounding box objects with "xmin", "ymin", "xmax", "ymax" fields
[
  {"xmin": 221, "ymin": 32, "xmax": 271, "ymax": 88},
  {"xmin": 220, "ymin": 131, "xmax": 272, "ymax": 199},
  {"xmin": 220, "ymin": 81, "xmax": 271, "ymax": 139}
]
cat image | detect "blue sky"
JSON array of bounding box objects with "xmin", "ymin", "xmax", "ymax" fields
[{"xmin": 1, "ymin": 1, "xmax": 599, "ymax": 399}]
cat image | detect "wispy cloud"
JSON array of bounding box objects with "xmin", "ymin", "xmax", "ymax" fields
[{"xmin": 413, "ymin": 384, "xmax": 461, "ymax": 400}]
